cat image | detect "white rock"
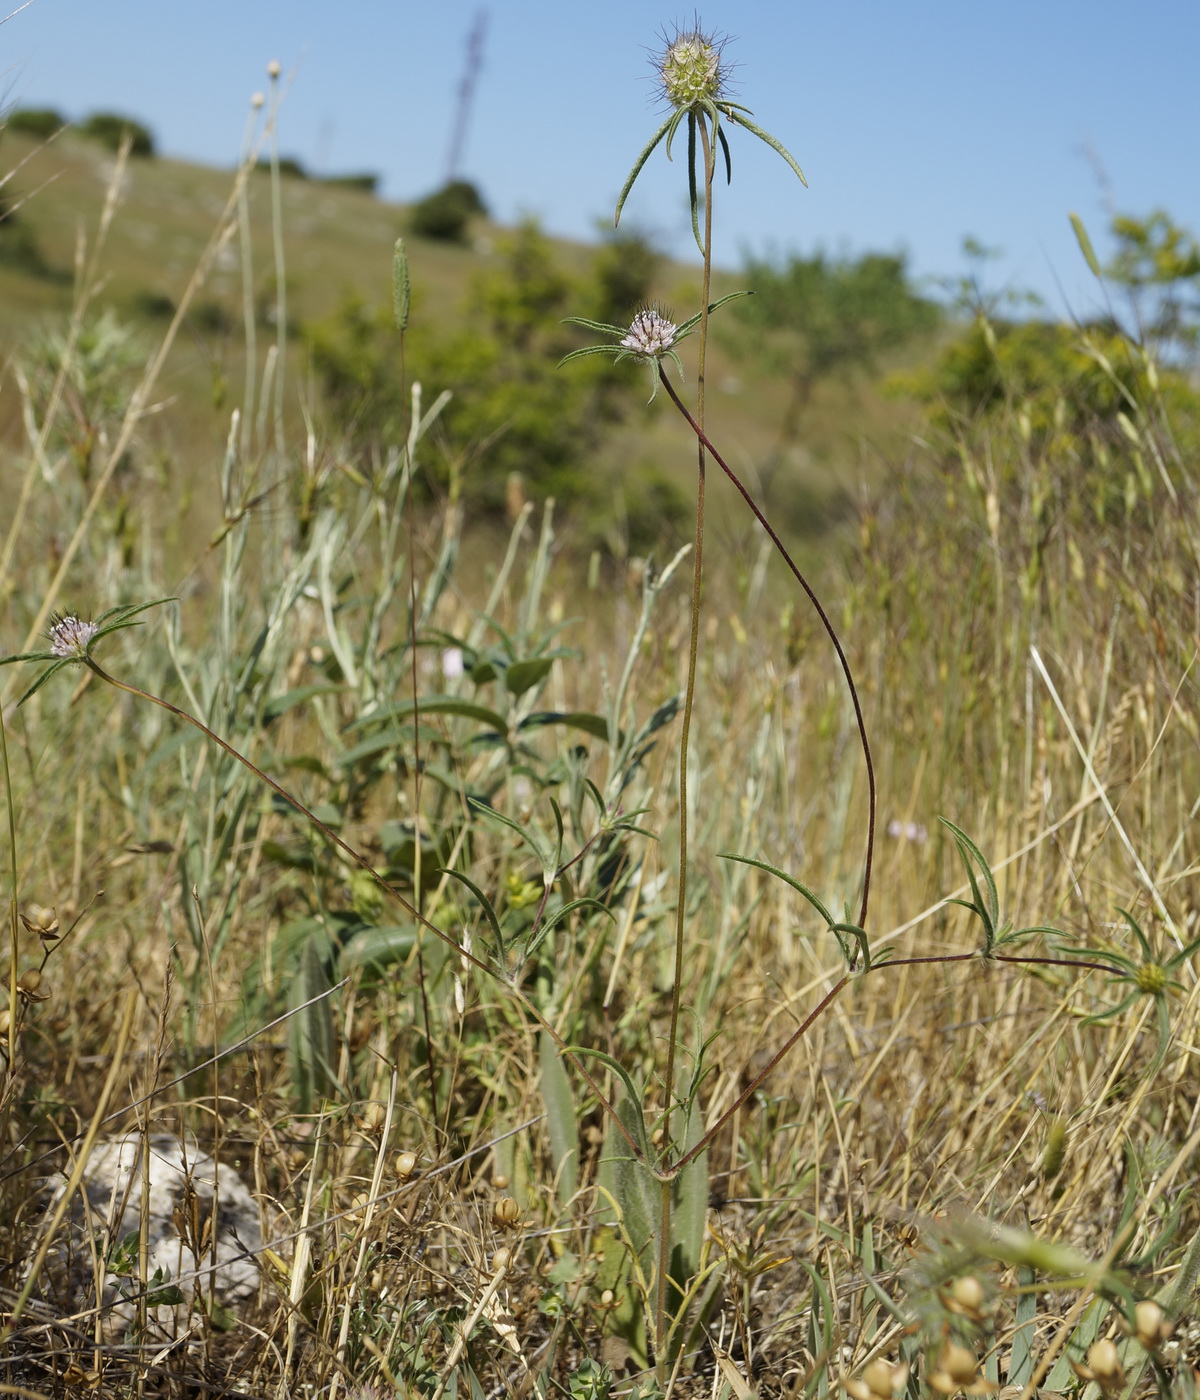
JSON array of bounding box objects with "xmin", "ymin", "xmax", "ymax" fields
[{"xmin": 40, "ymin": 1133, "xmax": 263, "ymax": 1331}]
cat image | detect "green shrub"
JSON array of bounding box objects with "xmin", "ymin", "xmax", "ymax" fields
[
  {"xmin": 319, "ymin": 171, "xmax": 378, "ymax": 195},
  {"xmin": 306, "ymin": 222, "xmax": 667, "ymax": 533},
  {"xmin": 79, "ymin": 110, "xmax": 155, "ymax": 157},
  {"xmin": 6, "ymin": 106, "xmax": 66, "ymax": 139},
  {"xmin": 0, "ymin": 192, "xmax": 52, "ymax": 277},
  {"xmin": 409, "ymin": 179, "xmax": 488, "ymax": 243},
  {"xmin": 259, "ymin": 155, "xmax": 308, "ymax": 179},
  {"xmin": 129, "ymin": 289, "xmax": 176, "ymax": 320},
  {"xmin": 724, "ymin": 249, "xmax": 941, "ymax": 443}
]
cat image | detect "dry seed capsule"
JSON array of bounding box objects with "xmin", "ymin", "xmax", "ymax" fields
[
  {"xmin": 395, "ymin": 1150, "xmax": 418, "ymax": 1180},
  {"xmin": 493, "ymin": 1196, "xmax": 520, "ymax": 1229}
]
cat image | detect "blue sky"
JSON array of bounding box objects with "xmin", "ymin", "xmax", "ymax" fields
[{"xmin": 4, "ymin": 0, "xmax": 1198, "ymax": 315}]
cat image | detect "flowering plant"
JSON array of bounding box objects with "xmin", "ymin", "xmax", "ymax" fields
[
  {"xmin": 0, "ymin": 599, "xmax": 173, "ymax": 704},
  {"xmin": 560, "ymin": 294, "xmax": 749, "ymax": 400},
  {"xmin": 617, "ymin": 23, "xmax": 807, "ymax": 251}
]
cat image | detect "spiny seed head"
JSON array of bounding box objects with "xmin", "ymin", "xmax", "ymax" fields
[
  {"xmin": 1136, "ymin": 961, "xmax": 1167, "ymax": 995},
  {"xmin": 621, "ymin": 305, "xmax": 678, "ymax": 359},
  {"xmin": 48, "ymin": 613, "xmax": 97, "ymax": 660},
  {"xmin": 657, "ymin": 24, "xmax": 729, "ymax": 110}
]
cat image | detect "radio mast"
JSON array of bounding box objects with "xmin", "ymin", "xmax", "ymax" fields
[{"xmin": 446, "ymin": 10, "xmax": 488, "ymax": 183}]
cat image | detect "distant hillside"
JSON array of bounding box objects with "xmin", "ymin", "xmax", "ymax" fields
[{"xmin": 0, "ymin": 126, "xmax": 940, "ymax": 547}]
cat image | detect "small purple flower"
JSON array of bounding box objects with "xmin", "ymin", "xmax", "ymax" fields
[
  {"xmin": 48, "ymin": 613, "xmax": 98, "ymax": 661},
  {"xmin": 620, "ymin": 306, "xmax": 678, "ymax": 359},
  {"xmin": 562, "ymin": 293, "xmax": 749, "ymax": 401}
]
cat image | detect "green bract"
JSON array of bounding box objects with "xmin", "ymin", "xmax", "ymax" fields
[
  {"xmin": 616, "ymin": 23, "xmax": 807, "ymax": 254},
  {"xmin": 1080, "ymin": 907, "xmax": 1200, "ymax": 1068}
]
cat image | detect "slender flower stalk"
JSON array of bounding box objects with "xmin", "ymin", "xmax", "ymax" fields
[
  {"xmin": 600, "ymin": 21, "xmax": 807, "ymax": 1365},
  {"xmin": 565, "ymin": 22, "xmax": 825, "ymax": 1369}
]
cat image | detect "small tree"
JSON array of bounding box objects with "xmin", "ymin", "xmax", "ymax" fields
[
  {"xmin": 1105, "ymin": 210, "xmax": 1200, "ymax": 361},
  {"xmin": 306, "ymin": 221, "xmax": 663, "ymax": 525},
  {"xmin": 727, "ymin": 249, "xmax": 940, "ymax": 445},
  {"xmin": 6, "ymin": 107, "xmax": 66, "ymax": 139},
  {"xmin": 409, "ymin": 179, "xmax": 488, "ymax": 243},
  {"xmin": 79, "ymin": 111, "xmax": 155, "ymax": 157}
]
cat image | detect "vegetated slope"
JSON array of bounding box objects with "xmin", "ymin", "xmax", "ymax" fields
[{"xmin": 0, "ymin": 127, "xmax": 935, "ymax": 548}]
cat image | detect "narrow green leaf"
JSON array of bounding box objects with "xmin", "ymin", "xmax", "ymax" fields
[
  {"xmin": 565, "ymin": 1045, "xmax": 649, "ymax": 1155},
  {"xmin": 615, "ymin": 115, "xmax": 673, "ymax": 226},
  {"xmin": 939, "ymin": 817, "xmax": 1000, "ymax": 926},
  {"xmin": 539, "ymin": 1030, "xmax": 579, "ymax": 1208},
  {"xmin": 519, "ymin": 710, "xmax": 610, "ymax": 743},
  {"xmin": 0, "ymin": 649, "xmax": 58, "ymax": 666},
  {"xmin": 725, "ymin": 110, "xmax": 808, "ymax": 186},
  {"xmin": 347, "ymin": 696, "xmax": 507, "ymax": 732},
  {"xmin": 263, "ymin": 684, "xmax": 344, "ymax": 721},
  {"xmin": 675, "ymin": 290, "xmax": 754, "ymax": 336},
  {"xmin": 717, "ymin": 122, "xmax": 732, "ymax": 183},
  {"xmin": 671, "ymin": 1101, "xmax": 708, "ymax": 1301},
  {"xmin": 17, "ymin": 660, "xmax": 70, "ymax": 705},
  {"xmin": 561, "ymin": 315, "xmax": 627, "ymax": 335},
  {"xmin": 1007, "ymin": 1268, "xmax": 1038, "ymax": 1386},
  {"xmin": 288, "ymin": 936, "xmax": 338, "ymax": 1111},
  {"xmin": 93, "ymin": 596, "xmax": 176, "ymax": 628},
  {"xmin": 505, "ymin": 656, "xmax": 555, "ymax": 697},
  {"xmin": 719, "ymin": 852, "xmax": 835, "ymax": 925},
  {"xmin": 339, "ymin": 924, "xmax": 416, "ymax": 973},
  {"xmin": 558, "ymin": 345, "xmax": 624, "ymax": 367},
  {"xmin": 439, "ymin": 866, "xmax": 505, "ymax": 959},
  {"xmin": 467, "ymin": 797, "xmax": 549, "ymax": 868},
  {"xmin": 1046, "ymin": 1295, "xmax": 1106, "ymax": 1390},
  {"xmin": 529, "ymin": 897, "xmax": 613, "ymax": 949}
]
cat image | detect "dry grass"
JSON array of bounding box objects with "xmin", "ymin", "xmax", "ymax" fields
[{"xmin": 1, "ymin": 110, "xmax": 1199, "ymax": 1400}]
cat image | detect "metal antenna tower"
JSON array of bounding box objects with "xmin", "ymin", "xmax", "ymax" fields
[{"xmin": 445, "ymin": 10, "xmax": 487, "ymax": 184}]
